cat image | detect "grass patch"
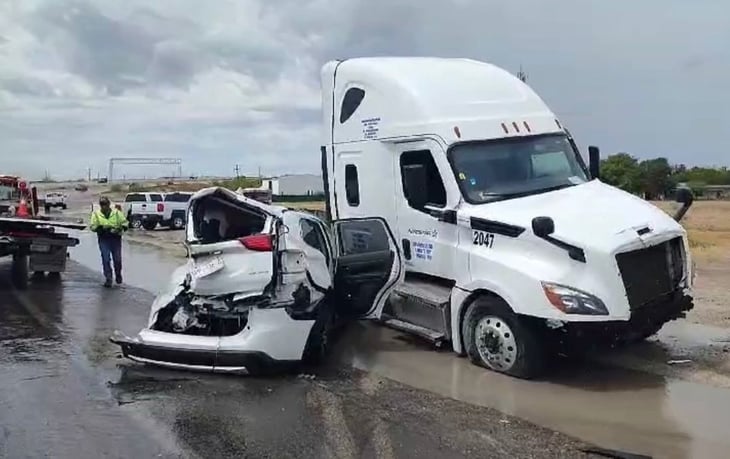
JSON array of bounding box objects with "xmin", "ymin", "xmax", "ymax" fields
[{"xmin": 653, "ymin": 200, "xmax": 730, "ymax": 263}]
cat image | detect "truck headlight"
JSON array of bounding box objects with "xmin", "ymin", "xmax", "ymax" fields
[{"xmin": 541, "ymin": 282, "xmax": 608, "ymax": 315}]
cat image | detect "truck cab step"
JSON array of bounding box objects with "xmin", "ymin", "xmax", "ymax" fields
[
  {"xmin": 382, "ymin": 318, "xmax": 446, "ymax": 346},
  {"xmin": 387, "ymin": 276, "xmax": 453, "ymax": 340},
  {"xmin": 393, "ymin": 277, "xmax": 452, "ymax": 306}
]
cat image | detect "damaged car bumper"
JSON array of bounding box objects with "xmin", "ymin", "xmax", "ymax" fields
[{"xmin": 110, "ymin": 307, "xmax": 315, "ymax": 374}]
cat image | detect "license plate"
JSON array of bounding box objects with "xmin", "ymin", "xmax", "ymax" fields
[
  {"xmin": 31, "ymin": 244, "xmax": 50, "ymax": 253},
  {"xmin": 191, "ymin": 256, "xmax": 224, "ymax": 279}
]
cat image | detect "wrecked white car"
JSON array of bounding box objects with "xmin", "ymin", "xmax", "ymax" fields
[{"xmin": 110, "ymin": 187, "xmax": 403, "ymax": 374}]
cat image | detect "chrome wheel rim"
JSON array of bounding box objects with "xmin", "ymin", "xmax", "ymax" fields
[{"xmin": 475, "ymin": 316, "xmax": 518, "ymax": 372}]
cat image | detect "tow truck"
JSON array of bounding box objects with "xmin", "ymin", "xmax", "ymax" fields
[{"xmin": 0, "ymin": 175, "xmax": 85, "ymax": 289}]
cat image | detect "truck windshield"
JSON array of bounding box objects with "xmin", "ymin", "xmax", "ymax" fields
[{"xmin": 449, "ymin": 134, "xmax": 589, "ymax": 203}]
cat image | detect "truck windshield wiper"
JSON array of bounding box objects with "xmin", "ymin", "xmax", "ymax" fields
[{"xmin": 479, "ymin": 183, "xmax": 577, "ymax": 202}]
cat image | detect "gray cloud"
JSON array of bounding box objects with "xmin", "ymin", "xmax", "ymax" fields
[{"xmin": 0, "ymin": 0, "xmax": 729, "ymax": 180}]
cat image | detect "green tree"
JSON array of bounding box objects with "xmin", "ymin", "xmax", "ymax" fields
[
  {"xmin": 639, "ymin": 157, "xmax": 674, "ymax": 199},
  {"xmin": 600, "ymin": 153, "xmax": 644, "ymax": 195}
]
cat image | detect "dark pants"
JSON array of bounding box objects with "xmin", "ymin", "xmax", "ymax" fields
[{"xmin": 98, "ymin": 236, "xmax": 122, "ymax": 281}]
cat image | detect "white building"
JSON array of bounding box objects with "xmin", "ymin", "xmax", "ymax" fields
[{"xmin": 262, "ymin": 174, "xmax": 323, "ymax": 196}]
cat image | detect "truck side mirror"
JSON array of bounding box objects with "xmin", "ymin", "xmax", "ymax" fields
[
  {"xmin": 402, "ymin": 164, "xmax": 428, "ymax": 210},
  {"xmin": 673, "ymin": 187, "xmax": 694, "ymax": 222},
  {"xmin": 588, "ymin": 146, "xmax": 600, "ymax": 180},
  {"xmin": 531, "ymin": 216, "xmax": 555, "ymax": 238},
  {"xmin": 675, "ymin": 187, "xmax": 693, "ymax": 205}
]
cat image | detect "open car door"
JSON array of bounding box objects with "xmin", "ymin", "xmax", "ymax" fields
[{"xmin": 332, "ymin": 218, "xmax": 404, "ymax": 319}]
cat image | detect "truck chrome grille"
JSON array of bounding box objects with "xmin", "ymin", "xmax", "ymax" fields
[{"xmin": 615, "ymin": 237, "xmax": 684, "ymax": 310}]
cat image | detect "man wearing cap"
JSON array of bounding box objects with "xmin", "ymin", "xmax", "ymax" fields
[{"xmin": 89, "ymin": 196, "xmax": 129, "ymax": 287}]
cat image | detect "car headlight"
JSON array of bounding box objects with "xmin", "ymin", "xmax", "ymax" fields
[{"xmin": 541, "ymin": 282, "xmax": 608, "ymax": 315}]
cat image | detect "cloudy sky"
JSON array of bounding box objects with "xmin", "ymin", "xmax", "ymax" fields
[{"xmin": 1, "ymin": 0, "xmax": 728, "ymax": 180}]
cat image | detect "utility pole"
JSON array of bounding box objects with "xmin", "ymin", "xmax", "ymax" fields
[
  {"xmin": 258, "ymin": 166, "xmax": 261, "ymax": 178},
  {"xmin": 87, "ymin": 167, "xmax": 91, "ymax": 182},
  {"xmin": 234, "ymin": 164, "xmax": 241, "ymax": 179}
]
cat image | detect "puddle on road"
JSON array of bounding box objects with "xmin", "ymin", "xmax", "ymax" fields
[
  {"xmin": 65, "ymin": 236, "xmax": 730, "ymax": 458},
  {"xmin": 334, "ymin": 324, "xmax": 730, "ymax": 459}
]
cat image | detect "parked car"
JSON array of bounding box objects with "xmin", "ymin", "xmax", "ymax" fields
[
  {"xmin": 44, "ymin": 192, "xmax": 68, "ymax": 212},
  {"xmin": 160, "ymin": 192, "xmax": 193, "ymax": 230},
  {"xmin": 110, "ymin": 187, "xmax": 403, "ymax": 373},
  {"xmin": 123, "ymin": 192, "xmax": 165, "ymax": 230},
  {"xmin": 74, "ymin": 183, "xmax": 89, "ymax": 192}
]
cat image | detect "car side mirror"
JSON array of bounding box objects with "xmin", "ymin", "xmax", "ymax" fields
[
  {"xmin": 588, "ymin": 146, "xmax": 600, "ymax": 180},
  {"xmin": 402, "ymin": 164, "xmax": 428, "ymax": 210},
  {"xmin": 531, "ymin": 216, "xmax": 555, "ymax": 238}
]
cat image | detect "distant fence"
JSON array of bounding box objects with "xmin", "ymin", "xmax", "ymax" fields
[{"xmin": 272, "ymin": 194, "xmax": 325, "ymax": 203}]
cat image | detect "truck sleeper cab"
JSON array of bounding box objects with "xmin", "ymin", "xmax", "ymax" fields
[{"xmin": 321, "ymin": 57, "xmax": 694, "ymax": 378}]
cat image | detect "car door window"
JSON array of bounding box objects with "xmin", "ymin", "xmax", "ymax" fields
[
  {"xmin": 300, "ymin": 219, "xmax": 330, "ymax": 266},
  {"xmin": 337, "ymin": 219, "xmax": 390, "ymax": 256}
]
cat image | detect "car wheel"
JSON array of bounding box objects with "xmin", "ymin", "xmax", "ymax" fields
[
  {"xmin": 142, "ymin": 221, "xmax": 157, "ymax": 231},
  {"xmin": 172, "ymin": 217, "xmax": 185, "ymax": 230},
  {"xmin": 11, "ymin": 253, "xmax": 29, "ymax": 290},
  {"xmin": 130, "ymin": 217, "xmax": 143, "ymax": 230},
  {"xmin": 302, "ymin": 303, "xmax": 335, "ymax": 366},
  {"xmin": 463, "ymin": 295, "xmax": 545, "ymax": 379}
]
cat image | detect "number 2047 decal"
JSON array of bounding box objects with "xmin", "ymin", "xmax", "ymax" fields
[{"xmin": 472, "ymin": 230, "xmax": 495, "ymax": 248}]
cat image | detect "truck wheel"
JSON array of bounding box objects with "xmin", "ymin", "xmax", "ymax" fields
[
  {"xmin": 11, "ymin": 253, "xmax": 29, "ymax": 290},
  {"xmin": 142, "ymin": 221, "xmax": 157, "ymax": 231},
  {"xmin": 172, "ymin": 217, "xmax": 185, "ymax": 230},
  {"xmin": 462, "ymin": 296, "xmax": 545, "ymax": 379},
  {"xmin": 130, "ymin": 217, "xmax": 143, "ymax": 229},
  {"xmin": 45, "ymin": 205, "xmax": 51, "ymax": 213},
  {"xmin": 61, "ymin": 204, "xmax": 67, "ymax": 210}
]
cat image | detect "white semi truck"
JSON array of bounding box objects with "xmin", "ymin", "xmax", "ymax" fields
[
  {"xmin": 111, "ymin": 57, "xmax": 695, "ymax": 380},
  {"xmin": 320, "ymin": 57, "xmax": 695, "ymax": 378}
]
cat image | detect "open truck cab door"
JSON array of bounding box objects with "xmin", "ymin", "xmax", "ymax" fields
[{"xmin": 332, "ymin": 218, "xmax": 405, "ymax": 320}]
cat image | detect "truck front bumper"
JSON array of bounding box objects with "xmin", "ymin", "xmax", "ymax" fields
[{"xmin": 553, "ymin": 290, "xmax": 694, "ymax": 346}]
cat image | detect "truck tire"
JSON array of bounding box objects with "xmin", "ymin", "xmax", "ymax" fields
[
  {"xmin": 171, "ymin": 217, "xmax": 185, "ymax": 230},
  {"xmin": 129, "ymin": 216, "xmax": 143, "ymax": 230},
  {"xmin": 462, "ymin": 295, "xmax": 545, "ymax": 379},
  {"xmin": 45, "ymin": 205, "xmax": 51, "ymax": 213},
  {"xmin": 61, "ymin": 204, "xmax": 67, "ymax": 210},
  {"xmin": 11, "ymin": 253, "xmax": 29, "ymax": 290},
  {"xmin": 142, "ymin": 221, "xmax": 157, "ymax": 231}
]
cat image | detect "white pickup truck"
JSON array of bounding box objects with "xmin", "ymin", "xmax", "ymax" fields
[
  {"xmin": 123, "ymin": 192, "xmax": 165, "ymax": 230},
  {"xmin": 44, "ymin": 192, "xmax": 68, "ymax": 212}
]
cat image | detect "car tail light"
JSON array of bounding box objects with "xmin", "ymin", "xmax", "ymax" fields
[
  {"xmin": 238, "ymin": 234, "xmax": 273, "ymax": 251},
  {"xmin": 157, "ymin": 203, "xmax": 164, "ymax": 212}
]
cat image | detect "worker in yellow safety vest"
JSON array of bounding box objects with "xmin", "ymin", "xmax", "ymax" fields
[{"xmin": 89, "ymin": 196, "xmax": 129, "ymax": 287}]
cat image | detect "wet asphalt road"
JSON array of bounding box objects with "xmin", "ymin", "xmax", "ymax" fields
[
  {"xmin": 0, "ymin": 260, "xmax": 600, "ymax": 459},
  {"xmin": 4, "ymin": 230, "xmax": 730, "ymax": 458}
]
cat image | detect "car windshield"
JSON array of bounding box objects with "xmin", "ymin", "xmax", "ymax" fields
[{"xmin": 449, "ymin": 134, "xmax": 589, "ymax": 203}]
